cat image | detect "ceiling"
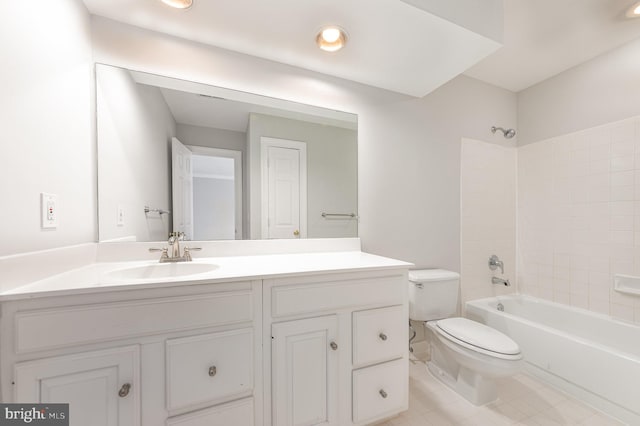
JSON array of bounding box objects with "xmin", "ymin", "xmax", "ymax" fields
[
  {"xmin": 82, "ymin": 0, "xmax": 500, "ymax": 97},
  {"xmin": 84, "ymin": 0, "xmax": 640, "ymax": 96},
  {"xmin": 464, "ymin": 0, "xmax": 640, "ymax": 92}
]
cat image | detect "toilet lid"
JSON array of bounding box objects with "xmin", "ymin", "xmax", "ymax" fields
[{"xmin": 436, "ymin": 318, "xmax": 520, "ymax": 356}]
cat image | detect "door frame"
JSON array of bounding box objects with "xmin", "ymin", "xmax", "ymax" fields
[
  {"xmin": 260, "ymin": 137, "xmax": 307, "ymax": 239},
  {"xmin": 189, "ymin": 145, "xmax": 243, "ymax": 240}
]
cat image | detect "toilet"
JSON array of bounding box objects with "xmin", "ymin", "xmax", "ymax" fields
[{"xmin": 408, "ymin": 269, "xmax": 523, "ymax": 405}]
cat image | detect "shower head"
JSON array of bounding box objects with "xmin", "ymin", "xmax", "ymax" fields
[{"xmin": 491, "ymin": 126, "xmax": 516, "ymax": 139}]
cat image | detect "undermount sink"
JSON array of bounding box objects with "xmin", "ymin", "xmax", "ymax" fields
[{"xmin": 104, "ymin": 262, "xmax": 219, "ymax": 281}]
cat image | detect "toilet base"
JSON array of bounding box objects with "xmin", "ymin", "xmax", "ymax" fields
[{"xmin": 427, "ymin": 360, "xmax": 498, "ymax": 406}]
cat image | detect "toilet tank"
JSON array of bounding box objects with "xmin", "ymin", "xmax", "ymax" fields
[{"xmin": 408, "ymin": 269, "xmax": 460, "ymax": 321}]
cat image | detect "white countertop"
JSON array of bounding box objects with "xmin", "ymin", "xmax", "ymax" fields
[{"xmin": 0, "ymin": 250, "xmax": 411, "ymax": 301}]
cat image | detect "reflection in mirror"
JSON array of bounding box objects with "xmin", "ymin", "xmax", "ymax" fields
[{"xmin": 96, "ymin": 64, "xmax": 358, "ymax": 242}]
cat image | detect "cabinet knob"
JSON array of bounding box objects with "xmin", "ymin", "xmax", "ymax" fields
[
  {"xmin": 330, "ymin": 341, "xmax": 338, "ymax": 351},
  {"xmin": 209, "ymin": 366, "xmax": 217, "ymax": 377},
  {"xmin": 379, "ymin": 389, "xmax": 388, "ymax": 399},
  {"xmin": 118, "ymin": 383, "xmax": 131, "ymax": 398},
  {"xmin": 379, "ymin": 333, "xmax": 388, "ymax": 341}
]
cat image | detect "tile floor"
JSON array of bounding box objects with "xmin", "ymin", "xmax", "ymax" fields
[{"xmin": 375, "ymin": 358, "xmax": 625, "ymax": 426}]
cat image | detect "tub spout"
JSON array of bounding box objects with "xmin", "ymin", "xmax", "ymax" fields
[{"xmin": 492, "ymin": 277, "xmax": 510, "ymax": 286}]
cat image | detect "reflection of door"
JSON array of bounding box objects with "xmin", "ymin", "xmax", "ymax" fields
[
  {"xmin": 261, "ymin": 138, "xmax": 307, "ymax": 239},
  {"xmin": 190, "ymin": 146, "xmax": 243, "ymax": 240},
  {"xmin": 171, "ymin": 137, "xmax": 193, "ymax": 239}
]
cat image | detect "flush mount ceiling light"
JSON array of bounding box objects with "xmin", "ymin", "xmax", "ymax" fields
[
  {"xmin": 161, "ymin": 0, "xmax": 193, "ymax": 9},
  {"xmin": 626, "ymin": 1, "xmax": 640, "ymax": 17},
  {"xmin": 316, "ymin": 26, "xmax": 348, "ymax": 52}
]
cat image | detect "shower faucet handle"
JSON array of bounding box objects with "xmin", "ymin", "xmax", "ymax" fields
[{"xmin": 488, "ymin": 255, "xmax": 504, "ymax": 274}]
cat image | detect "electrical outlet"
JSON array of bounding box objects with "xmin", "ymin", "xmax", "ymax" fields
[
  {"xmin": 41, "ymin": 193, "xmax": 58, "ymax": 229},
  {"xmin": 117, "ymin": 205, "xmax": 125, "ymax": 226}
]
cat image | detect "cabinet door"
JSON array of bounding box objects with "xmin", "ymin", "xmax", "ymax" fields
[
  {"xmin": 272, "ymin": 315, "xmax": 338, "ymax": 426},
  {"xmin": 14, "ymin": 346, "xmax": 140, "ymax": 426}
]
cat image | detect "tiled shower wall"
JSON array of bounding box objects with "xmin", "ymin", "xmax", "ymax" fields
[
  {"xmin": 518, "ymin": 116, "xmax": 640, "ymax": 323},
  {"xmin": 461, "ymin": 138, "xmax": 517, "ymax": 308}
]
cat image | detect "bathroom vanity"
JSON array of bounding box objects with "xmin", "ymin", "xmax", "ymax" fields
[{"xmin": 0, "ymin": 239, "xmax": 410, "ymax": 426}]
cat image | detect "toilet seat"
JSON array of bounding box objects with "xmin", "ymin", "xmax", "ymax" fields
[{"xmin": 430, "ymin": 318, "xmax": 522, "ymax": 361}]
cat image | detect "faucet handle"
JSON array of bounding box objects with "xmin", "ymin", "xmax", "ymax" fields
[
  {"xmin": 488, "ymin": 255, "xmax": 504, "ymax": 274},
  {"xmin": 183, "ymin": 246, "xmax": 201, "ymax": 262},
  {"xmin": 149, "ymin": 247, "xmax": 169, "ymax": 262}
]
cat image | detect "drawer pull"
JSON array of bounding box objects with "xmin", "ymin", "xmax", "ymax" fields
[
  {"xmin": 330, "ymin": 341, "xmax": 338, "ymax": 351},
  {"xmin": 379, "ymin": 389, "xmax": 388, "ymax": 399},
  {"xmin": 379, "ymin": 333, "xmax": 388, "ymax": 341},
  {"xmin": 208, "ymin": 366, "xmax": 217, "ymax": 377},
  {"xmin": 118, "ymin": 383, "xmax": 131, "ymax": 398}
]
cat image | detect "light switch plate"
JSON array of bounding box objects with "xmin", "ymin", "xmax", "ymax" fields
[
  {"xmin": 41, "ymin": 193, "xmax": 58, "ymax": 229},
  {"xmin": 117, "ymin": 205, "xmax": 125, "ymax": 226}
]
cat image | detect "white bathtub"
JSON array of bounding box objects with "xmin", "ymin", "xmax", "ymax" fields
[{"xmin": 466, "ymin": 294, "xmax": 640, "ymax": 425}]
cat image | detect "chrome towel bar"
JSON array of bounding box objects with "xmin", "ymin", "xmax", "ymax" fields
[
  {"xmin": 144, "ymin": 206, "xmax": 171, "ymax": 215},
  {"xmin": 321, "ymin": 212, "xmax": 358, "ymax": 219}
]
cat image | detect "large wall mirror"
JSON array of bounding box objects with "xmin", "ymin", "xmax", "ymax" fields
[{"xmin": 96, "ymin": 64, "xmax": 358, "ymax": 242}]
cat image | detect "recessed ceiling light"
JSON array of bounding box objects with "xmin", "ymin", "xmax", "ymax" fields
[
  {"xmin": 625, "ymin": 1, "xmax": 640, "ymax": 17},
  {"xmin": 316, "ymin": 26, "xmax": 348, "ymax": 52},
  {"xmin": 161, "ymin": 0, "xmax": 193, "ymax": 10}
]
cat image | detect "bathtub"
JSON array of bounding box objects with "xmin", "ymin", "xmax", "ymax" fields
[{"xmin": 466, "ymin": 295, "xmax": 640, "ymax": 425}]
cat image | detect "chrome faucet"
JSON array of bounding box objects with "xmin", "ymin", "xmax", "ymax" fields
[
  {"xmin": 488, "ymin": 255, "xmax": 504, "ymax": 274},
  {"xmin": 149, "ymin": 232, "xmax": 201, "ymax": 263},
  {"xmin": 492, "ymin": 277, "xmax": 510, "ymax": 286},
  {"xmin": 168, "ymin": 231, "xmax": 183, "ymax": 258}
]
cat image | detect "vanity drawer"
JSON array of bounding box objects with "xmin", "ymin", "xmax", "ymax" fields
[
  {"xmin": 352, "ymin": 359, "xmax": 408, "ymax": 424},
  {"xmin": 271, "ymin": 273, "xmax": 404, "ymax": 318},
  {"xmin": 15, "ymin": 289, "xmax": 253, "ymax": 353},
  {"xmin": 166, "ymin": 397, "xmax": 254, "ymax": 426},
  {"xmin": 165, "ymin": 328, "xmax": 253, "ymax": 412},
  {"xmin": 352, "ymin": 305, "xmax": 405, "ymax": 367}
]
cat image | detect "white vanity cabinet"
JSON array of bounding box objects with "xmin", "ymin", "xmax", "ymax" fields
[
  {"xmin": 14, "ymin": 346, "xmax": 139, "ymax": 426},
  {"xmin": 264, "ymin": 269, "xmax": 409, "ymax": 426},
  {"xmin": 0, "ymin": 280, "xmax": 262, "ymax": 426},
  {"xmin": 0, "ymin": 251, "xmax": 409, "ymax": 426},
  {"xmin": 271, "ymin": 315, "xmax": 339, "ymax": 426}
]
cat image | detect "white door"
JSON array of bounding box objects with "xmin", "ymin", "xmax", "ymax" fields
[
  {"xmin": 172, "ymin": 137, "xmax": 194, "ymax": 239},
  {"xmin": 271, "ymin": 315, "xmax": 338, "ymax": 426},
  {"xmin": 14, "ymin": 346, "xmax": 140, "ymax": 426},
  {"xmin": 261, "ymin": 138, "xmax": 307, "ymax": 239}
]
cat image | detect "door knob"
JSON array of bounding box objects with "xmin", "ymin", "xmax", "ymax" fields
[
  {"xmin": 293, "ymin": 230, "xmax": 300, "ymax": 236},
  {"xmin": 118, "ymin": 383, "xmax": 131, "ymax": 398}
]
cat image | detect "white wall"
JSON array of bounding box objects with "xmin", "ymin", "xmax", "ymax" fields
[
  {"xmin": 97, "ymin": 65, "xmax": 176, "ymax": 242},
  {"xmin": 358, "ymin": 75, "xmax": 517, "ymax": 269},
  {"xmin": 518, "ymin": 36, "xmax": 640, "ymax": 146},
  {"xmin": 248, "ymin": 113, "xmax": 358, "ymax": 240},
  {"xmin": 460, "ymin": 138, "xmax": 517, "ymax": 308},
  {"xmin": 0, "ymin": 0, "xmax": 94, "ymax": 256}
]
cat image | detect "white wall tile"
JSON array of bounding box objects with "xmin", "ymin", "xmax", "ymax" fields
[
  {"xmin": 611, "ymin": 156, "xmax": 634, "ymax": 172},
  {"xmin": 611, "ymin": 141, "xmax": 634, "ymax": 157},
  {"xmin": 518, "ymin": 117, "xmax": 640, "ymax": 318},
  {"xmin": 611, "ymin": 304, "xmax": 634, "ymax": 322}
]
